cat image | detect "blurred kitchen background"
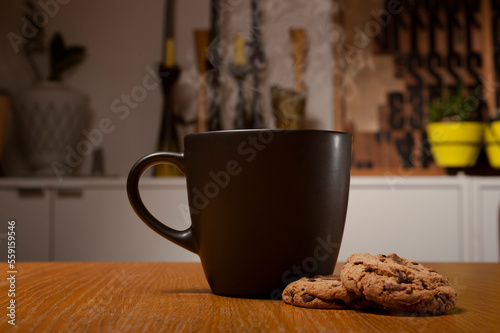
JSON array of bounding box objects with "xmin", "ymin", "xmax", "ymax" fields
[{"xmin": 0, "ymin": 0, "xmax": 499, "ymax": 263}]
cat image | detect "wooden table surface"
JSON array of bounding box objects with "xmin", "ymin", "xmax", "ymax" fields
[{"xmin": 1, "ymin": 262, "xmax": 499, "ymax": 332}]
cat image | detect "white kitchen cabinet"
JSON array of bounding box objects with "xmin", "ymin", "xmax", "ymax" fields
[
  {"xmin": 53, "ymin": 180, "xmax": 199, "ymax": 262},
  {"xmin": 339, "ymin": 177, "xmax": 464, "ymax": 262},
  {"xmin": 472, "ymin": 178, "xmax": 500, "ymax": 262},
  {"xmin": 0, "ymin": 187, "xmax": 51, "ymax": 261},
  {"xmin": 0, "ymin": 176, "xmax": 498, "ymax": 262}
]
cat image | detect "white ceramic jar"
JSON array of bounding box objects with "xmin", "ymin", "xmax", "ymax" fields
[{"xmin": 13, "ymin": 81, "xmax": 87, "ymax": 176}]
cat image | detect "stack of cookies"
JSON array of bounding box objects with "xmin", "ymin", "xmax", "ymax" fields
[{"xmin": 282, "ymin": 253, "xmax": 457, "ymax": 315}]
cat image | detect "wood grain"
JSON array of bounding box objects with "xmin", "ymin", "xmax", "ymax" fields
[
  {"xmin": 1, "ymin": 262, "xmax": 499, "ymax": 332},
  {"xmin": 480, "ymin": 0, "xmax": 496, "ymax": 119},
  {"xmin": 290, "ymin": 28, "xmax": 306, "ymax": 92},
  {"xmin": 336, "ymin": 0, "xmax": 497, "ymax": 174}
]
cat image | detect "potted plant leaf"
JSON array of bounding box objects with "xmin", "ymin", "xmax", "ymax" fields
[
  {"xmin": 427, "ymin": 87, "xmax": 485, "ymax": 168},
  {"xmin": 13, "ymin": 1, "xmax": 87, "ymax": 176}
]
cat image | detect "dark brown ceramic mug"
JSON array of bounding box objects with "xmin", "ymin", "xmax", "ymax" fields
[{"xmin": 127, "ymin": 129, "xmax": 352, "ymax": 298}]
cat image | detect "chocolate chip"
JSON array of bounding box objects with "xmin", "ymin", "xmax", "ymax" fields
[
  {"xmin": 390, "ymin": 254, "xmax": 404, "ymax": 265},
  {"xmin": 397, "ymin": 272, "xmax": 412, "ymax": 284},
  {"xmin": 354, "ymin": 261, "xmax": 363, "ymax": 265},
  {"xmin": 289, "ymin": 289, "xmax": 295, "ymax": 302},
  {"xmin": 365, "ymin": 267, "xmax": 374, "ymax": 273},
  {"xmin": 380, "ymin": 254, "xmax": 387, "ymax": 258},
  {"xmin": 307, "ymin": 279, "xmax": 316, "ymax": 282},
  {"xmin": 385, "ymin": 283, "xmax": 405, "ymax": 292},
  {"xmin": 435, "ymin": 294, "xmax": 448, "ymax": 303},
  {"xmin": 421, "ymin": 281, "xmax": 429, "ymax": 289},
  {"xmin": 302, "ymin": 294, "xmax": 315, "ymax": 302},
  {"xmin": 379, "ymin": 258, "xmax": 386, "ymax": 262}
]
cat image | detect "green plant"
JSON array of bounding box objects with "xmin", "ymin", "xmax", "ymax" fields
[
  {"xmin": 49, "ymin": 33, "xmax": 86, "ymax": 81},
  {"xmin": 428, "ymin": 87, "xmax": 483, "ymax": 123}
]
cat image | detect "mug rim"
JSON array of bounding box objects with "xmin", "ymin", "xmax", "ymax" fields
[{"xmin": 185, "ymin": 129, "xmax": 352, "ymax": 139}]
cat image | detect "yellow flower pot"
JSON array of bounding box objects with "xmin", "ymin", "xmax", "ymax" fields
[
  {"xmin": 484, "ymin": 121, "xmax": 500, "ymax": 168},
  {"xmin": 427, "ymin": 122, "xmax": 484, "ymax": 168}
]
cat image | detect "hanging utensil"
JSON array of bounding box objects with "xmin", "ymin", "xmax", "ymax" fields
[
  {"xmin": 248, "ymin": 0, "xmax": 265, "ymax": 128},
  {"xmin": 194, "ymin": 29, "xmax": 210, "ymax": 132},
  {"xmin": 272, "ymin": 28, "xmax": 307, "ymax": 129},
  {"xmin": 207, "ymin": 0, "xmax": 221, "ymax": 131}
]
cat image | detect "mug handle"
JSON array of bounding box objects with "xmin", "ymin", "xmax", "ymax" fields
[{"xmin": 126, "ymin": 152, "xmax": 197, "ymax": 254}]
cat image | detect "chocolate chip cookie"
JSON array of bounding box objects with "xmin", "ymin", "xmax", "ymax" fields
[
  {"xmin": 282, "ymin": 275, "xmax": 376, "ymax": 309},
  {"xmin": 340, "ymin": 253, "xmax": 457, "ymax": 315}
]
